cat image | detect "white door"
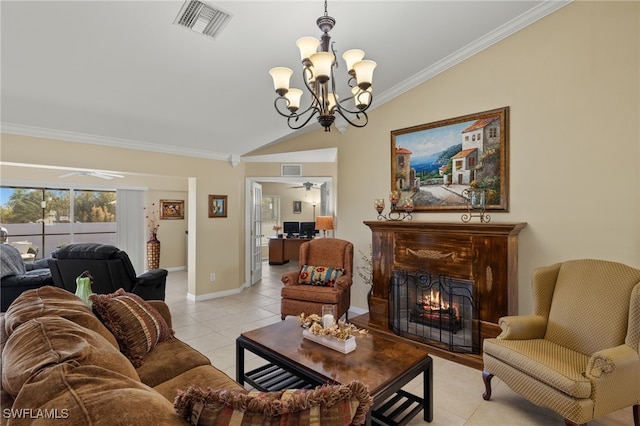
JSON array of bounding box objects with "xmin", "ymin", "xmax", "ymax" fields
[{"xmin": 250, "ymin": 182, "xmax": 263, "ymax": 285}]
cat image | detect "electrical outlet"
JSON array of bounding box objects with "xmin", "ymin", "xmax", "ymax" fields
[{"xmin": 209, "ymin": 273, "xmax": 216, "ymax": 282}]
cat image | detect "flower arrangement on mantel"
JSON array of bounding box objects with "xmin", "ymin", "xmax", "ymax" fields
[
  {"xmin": 144, "ymin": 203, "xmax": 160, "ymax": 240},
  {"xmin": 298, "ymin": 313, "xmax": 368, "ymax": 342}
]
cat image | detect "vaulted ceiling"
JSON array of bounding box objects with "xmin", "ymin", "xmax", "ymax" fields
[{"xmin": 1, "ymin": 1, "xmax": 568, "ymax": 163}]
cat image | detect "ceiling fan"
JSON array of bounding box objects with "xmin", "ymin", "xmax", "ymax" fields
[
  {"xmin": 59, "ymin": 170, "xmax": 124, "ymax": 180},
  {"xmin": 288, "ymin": 181, "xmax": 319, "ymax": 191}
]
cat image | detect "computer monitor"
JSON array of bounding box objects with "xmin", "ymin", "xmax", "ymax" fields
[
  {"xmin": 283, "ymin": 221, "xmax": 299, "ymax": 237},
  {"xmin": 299, "ymin": 222, "xmax": 317, "ymax": 238}
]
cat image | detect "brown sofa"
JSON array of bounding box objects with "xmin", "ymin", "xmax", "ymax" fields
[{"xmin": 1, "ymin": 286, "xmax": 372, "ymax": 425}]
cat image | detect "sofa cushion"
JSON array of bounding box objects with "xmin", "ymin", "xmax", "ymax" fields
[
  {"xmin": 153, "ymin": 365, "xmax": 243, "ymax": 402},
  {"xmin": 4, "ymin": 286, "xmax": 118, "ymax": 348},
  {"xmin": 137, "ymin": 338, "xmax": 212, "ymax": 387},
  {"xmin": 9, "ymin": 363, "xmax": 186, "ymax": 425},
  {"xmin": 299, "ymin": 265, "xmax": 344, "ymax": 287},
  {"xmin": 174, "ymin": 381, "xmax": 373, "ymax": 426},
  {"xmin": 90, "ymin": 289, "xmax": 173, "ymax": 368},
  {"xmin": 2, "ymin": 316, "xmax": 139, "ymax": 398}
]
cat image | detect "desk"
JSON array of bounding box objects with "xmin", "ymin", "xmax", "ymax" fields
[{"xmin": 268, "ymin": 237, "xmax": 312, "ymax": 265}]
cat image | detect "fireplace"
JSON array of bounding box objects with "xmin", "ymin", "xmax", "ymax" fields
[
  {"xmin": 390, "ymin": 269, "xmax": 480, "ymax": 354},
  {"xmin": 362, "ymin": 221, "xmax": 526, "ymax": 369}
]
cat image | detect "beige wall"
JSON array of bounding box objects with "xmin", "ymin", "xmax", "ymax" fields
[{"xmin": 249, "ymin": 1, "xmax": 640, "ymax": 314}]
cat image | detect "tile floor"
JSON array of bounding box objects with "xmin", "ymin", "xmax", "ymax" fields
[{"xmin": 165, "ymin": 263, "xmax": 633, "ymax": 426}]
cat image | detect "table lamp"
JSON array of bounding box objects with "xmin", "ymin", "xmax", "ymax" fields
[{"xmin": 315, "ymin": 216, "xmax": 334, "ymax": 238}]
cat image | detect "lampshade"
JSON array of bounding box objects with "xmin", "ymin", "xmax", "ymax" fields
[
  {"xmin": 353, "ymin": 59, "xmax": 377, "ymax": 89},
  {"xmin": 284, "ymin": 88, "xmax": 303, "ymax": 112},
  {"xmin": 342, "ymin": 49, "xmax": 365, "ymax": 73},
  {"xmin": 269, "ymin": 67, "xmax": 293, "ymax": 95},
  {"xmin": 315, "ymin": 216, "xmax": 334, "ymax": 231},
  {"xmin": 309, "ymin": 51, "xmax": 334, "ymax": 83},
  {"xmin": 296, "ymin": 36, "xmax": 320, "ymax": 62}
]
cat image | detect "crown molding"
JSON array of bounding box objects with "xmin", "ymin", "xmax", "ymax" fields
[
  {"xmin": 374, "ymin": 0, "xmax": 571, "ymax": 107},
  {"xmin": 0, "ymin": 122, "xmax": 232, "ymax": 162}
]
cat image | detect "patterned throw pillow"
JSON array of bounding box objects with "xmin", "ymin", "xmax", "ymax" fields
[
  {"xmin": 90, "ymin": 289, "xmax": 173, "ymax": 367},
  {"xmin": 298, "ymin": 265, "xmax": 344, "ymax": 287},
  {"xmin": 174, "ymin": 381, "xmax": 373, "ymax": 426}
]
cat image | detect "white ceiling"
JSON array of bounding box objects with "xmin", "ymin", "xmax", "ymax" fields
[{"xmin": 1, "ymin": 1, "xmax": 568, "ymax": 163}]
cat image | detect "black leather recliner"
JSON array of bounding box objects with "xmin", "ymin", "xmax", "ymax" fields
[{"xmin": 48, "ymin": 243, "xmax": 167, "ymax": 301}]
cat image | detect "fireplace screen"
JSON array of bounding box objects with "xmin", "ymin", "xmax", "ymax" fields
[{"xmin": 389, "ymin": 269, "xmax": 480, "ymax": 354}]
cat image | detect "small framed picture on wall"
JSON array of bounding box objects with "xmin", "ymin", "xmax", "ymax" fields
[
  {"xmin": 208, "ymin": 195, "xmax": 228, "ymax": 218},
  {"xmin": 293, "ymin": 200, "xmax": 302, "ymax": 214}
]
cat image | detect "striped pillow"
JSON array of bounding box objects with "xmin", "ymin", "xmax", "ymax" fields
[
  {"xmin": 174, "ymin": 381, "xmax": 373, "ymax": 426},
  {"xmin": 299, "ymin": 265, "xmax": 344, "ymax": 287},
  {"xmin": 90, "ymin": 289, "xmax": 172, "ymax": 367}
]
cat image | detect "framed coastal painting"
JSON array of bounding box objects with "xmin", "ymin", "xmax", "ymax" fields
[
  {"xmin": 208, "ymin": 195, "xmax": 227, "ymax": 218},
  {"xmin": 159, "ymin": 199, "xmax": 184, "ymax": 220},
  {"xmin": 391, "ymin": 106, "xmax": 509, "ymax": 212}
]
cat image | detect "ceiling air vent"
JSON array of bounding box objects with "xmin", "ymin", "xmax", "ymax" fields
[
  {"xmin": 281, "ymin": 164, "xmax": 302, "ymax": 177},
  {"xmin": 174, "ymin": 0, "xmax": 232, "ymax": 40}
]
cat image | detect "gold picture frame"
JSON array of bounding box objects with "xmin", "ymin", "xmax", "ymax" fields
[
  {"xmin": 391, "ymin": 106, "xmax": 509, "ymax": 212},
  {"xmin": 159, "ymin": 199, "xmax": 184, "ymax": 220}
]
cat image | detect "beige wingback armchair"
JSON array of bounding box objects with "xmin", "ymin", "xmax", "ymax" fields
[
  {"xmin": 280, "ymin": 238, "xmax": 353, "ymax": 321},
  {"xmin": 482, "ymin": 259, "xmax": 640, "ymax": 426}
]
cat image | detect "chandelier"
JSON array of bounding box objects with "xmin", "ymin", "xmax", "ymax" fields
[{"xmin": 269, "ymin": 1, "xmax": 376, "ymax": 132}]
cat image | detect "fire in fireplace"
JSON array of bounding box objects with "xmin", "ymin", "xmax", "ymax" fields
[{"xmin": 390, "ymin": 269, "xmax": 480, "ymax": 354}]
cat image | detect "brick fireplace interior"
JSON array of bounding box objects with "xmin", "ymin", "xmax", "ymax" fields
[{"xmin": 360, "ymin": 221, "xmax": 526, "ymax": 370}]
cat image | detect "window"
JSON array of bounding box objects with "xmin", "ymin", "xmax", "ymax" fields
[
  {"xmin": 0, "ymin": 186, "xmax": 116, "ymax": 258},
  {"xmin": 261, "ymin": 196, "xmax": 280, "ymax": 245},
  {"xmin": 489, "ymin": 127, "xmax": 497, "ymax": 138}
]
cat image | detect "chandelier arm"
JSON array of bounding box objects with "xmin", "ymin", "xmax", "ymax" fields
[
  {"xmin": 335, "ymin": 92, "xmax": 374, "ymax": 115},
  {"xmin": 334, "ymin": 107, "xmax": 369, "ymax": 128},
  {"xmin": 273, "ymin": 97, "xmax": 320, "ymax": 130},
  {"xmin": 286, "ymin": 111, "xmax": 319, "ymax": 130},
  {"xmin": 302, "ymin": 67, "xmax": 325, "ymax": 113}
]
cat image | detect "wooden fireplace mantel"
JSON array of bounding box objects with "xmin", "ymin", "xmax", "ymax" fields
[{"xmin": 361, "ymin": 220, "xmax": 527, "ymax": 369}]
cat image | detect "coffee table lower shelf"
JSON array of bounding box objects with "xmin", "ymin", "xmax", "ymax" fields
[{"xmin": 243, "ymin": 362, "xmax": 428, "ymax": 426}]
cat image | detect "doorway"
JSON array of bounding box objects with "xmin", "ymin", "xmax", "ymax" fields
[{"xmin": 244, "ymin": 176, "xmax": 333, "ymax": 286}]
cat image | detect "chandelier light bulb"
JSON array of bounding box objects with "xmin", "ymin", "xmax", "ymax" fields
[
  {"xmin": 342, "ymin": 49, "xmax": 365, "ymax": 74},
  {"xmin": 353, "ymin": 60, "xmax": 377, "ymax": 90},
  {"xmin": 351, "ymin": 86, "xmax": 372, "ymax": 110},
  {"xmin": 285, "ymin": 88, "xmax": 303, "ymax": 112},
  {"xmin": 296, "ymin": 37, "xmax": 321, "ymax": 63},
  {"xmin": 309, "ymin": 51, "xmax": 334, "ymax": 83},
  {"xmin": 269, "ymin": 67, "xmax": 293, "ymax": 96}
]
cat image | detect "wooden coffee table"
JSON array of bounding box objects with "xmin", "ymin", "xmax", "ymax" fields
[{"xmin": 236, "ymin": 318, "xmax": 433, "ymax": 425}]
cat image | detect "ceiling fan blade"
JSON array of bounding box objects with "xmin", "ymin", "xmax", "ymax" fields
[
  {"xmin": 91, "ymin": 172, "xmax": 123, "ymax": 179},
  {"xmin": 58, "ymin": 172, "xmax": 79, "ymax": 178}
]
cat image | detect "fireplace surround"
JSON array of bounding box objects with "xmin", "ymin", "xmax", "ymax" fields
[{"xmin": 363, "ymin": 221, "xmax": 526, "ymax": 369}]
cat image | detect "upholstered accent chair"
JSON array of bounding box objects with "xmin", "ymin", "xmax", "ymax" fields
[
  {"xmin": 48, "ymin": 243, "xmax": 167, "ymax": 301},
  {"xmin": 280, "ymin": 238, "xmax": 353, "ymax": 321},
  {"xmin": 482, "ymin": 259, "xmax": 640, "ymax": 426}
]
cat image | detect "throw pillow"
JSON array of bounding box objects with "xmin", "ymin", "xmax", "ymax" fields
[
  {"xmin": 174, "ymin": 380, "xmax": 373, "ymax": 426},
  {"xmin": 90, "ymin": 289, "xmax": 173, "ymax": 367},
  {"xmin": 298, "ymin": 265, "xmax": 344, "ymax": 287}
]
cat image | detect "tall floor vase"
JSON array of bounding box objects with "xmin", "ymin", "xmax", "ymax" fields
[{"xmin": 147, "ymin": 233, "xmax": 160, "ymax": 270}]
